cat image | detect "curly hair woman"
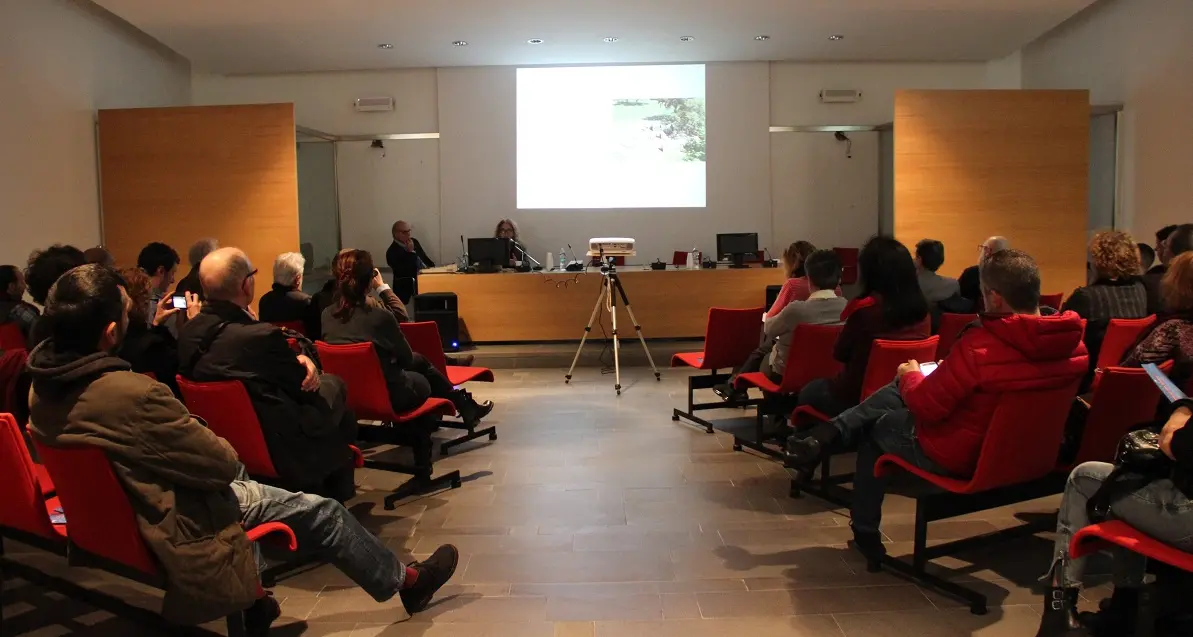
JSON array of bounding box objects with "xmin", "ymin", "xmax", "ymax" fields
[
  {"xmin": 1062, "ymin": 230, "xmax": 1148, "ymax": 389},
  {"xmin": 320, "ymin": 249, "xmax": 493, "ymax": 424}
]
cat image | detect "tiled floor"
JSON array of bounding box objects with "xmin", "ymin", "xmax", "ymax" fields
[{"xmin": 3, "ymin": 366, "xmax": 1100, "ymax": 636}]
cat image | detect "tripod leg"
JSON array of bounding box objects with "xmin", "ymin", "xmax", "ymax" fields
[
  {"xmin": 609, "ymin": 280, "xmax": 621, "ymax": 395},
  {"xmin": 565, "ymin": 281, "xmax": 606, "ymax": 383},
  {"xmin": 612, "ymin": 278, "xmax": 662, "ymax": 381}
]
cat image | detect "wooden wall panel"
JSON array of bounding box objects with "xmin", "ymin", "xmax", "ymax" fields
[
  {"xmin": 894, "ymin": 90, "xmax": 1089, "ymax": 298},
  {"xmin": 98, "ymin": 104, "xmax": 298, "ymax": 308}
]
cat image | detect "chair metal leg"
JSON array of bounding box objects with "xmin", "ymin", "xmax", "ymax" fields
[
  {"xmin": 439, "ymin": 423, "xmax": 497, "ymax": 456},
  {"xmin": 226, "ymin": 611, "xmax": 247, "ymax": 637}
]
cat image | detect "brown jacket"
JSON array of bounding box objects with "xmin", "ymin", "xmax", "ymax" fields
[{"xmin": 26, "ymin": 341, "xmax": 259, "ymax": 624}]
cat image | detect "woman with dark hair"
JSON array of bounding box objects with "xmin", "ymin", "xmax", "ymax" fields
[
  {"xmin": 1121, "ymin": 252, "xmax": 1193, "ymax": 386},
  {"xmin": 320, "ymin": 249, "xmax": 493, "ymax": 424},
  {"xmin": 795, "ymin": 236, "xmax": 931, "ymax": 418}
]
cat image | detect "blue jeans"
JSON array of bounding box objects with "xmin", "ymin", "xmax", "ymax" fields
[
  {"xmin": 1048, "ymin": 461, "xmax": 1193, "ymax": 588},
  {"xmin": 828, "ymin": 382, "xmax": 948, "ymax": 534},
  {"xmin": 230, "ymin": 479, "xmax": 406, "ymax": 601}
]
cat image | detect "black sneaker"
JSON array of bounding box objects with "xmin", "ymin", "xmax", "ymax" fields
[
  {"xmin": 243, "ymin": 592, "xmax": 281, "ymax": 637},
  {"xmin": 399, "ymin": 544, "xmax": 459, "ymax": 614}
]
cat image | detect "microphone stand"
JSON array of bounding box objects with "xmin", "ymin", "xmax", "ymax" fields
[{"xmin": 513, "ymin": 242, "xmax": 542, "ymax": 268}]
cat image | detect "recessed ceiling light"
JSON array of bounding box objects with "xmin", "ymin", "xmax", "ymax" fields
[
  {"xmin": 829, "ymin": 34, "xmax": 845, "ymax": 41},
  {"xmin": 528, "ymin": 38, "xmax": 544, "ymax": 44},
  {"xmin": 679, "ymin": 36, "xmax": 695, "ymax": 42},
  {"xmin": 452, "ymin": 40, "xmax": 468, "ymax": 46},
  {"xmin": 603, "ymin": 37, "xmax": 619, "ymax": 43},
  {"xmin": 754, "ymin": 35, "xmax": 771, "ymax": 41},
  {"xmin": 377, "ymin": 43, "xmax": 393, "ymax": 49}
]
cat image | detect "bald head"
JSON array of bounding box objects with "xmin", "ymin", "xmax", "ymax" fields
[
  {"xmin": 199, "ymin": 247, "xmax": 256, "ymax": 305},
  {"xmin": 979, "ymin": 236, "xmax": 1010, "ymax": 266}
]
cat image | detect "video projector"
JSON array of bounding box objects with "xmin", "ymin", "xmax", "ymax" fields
[{"xmin": 586, "ymin": 237, "xmax": 636, "ymax": 257}]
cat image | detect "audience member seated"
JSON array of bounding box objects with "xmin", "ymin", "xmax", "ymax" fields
[
  {"xmin": 714, "ymin": 249, "xmax": 847, "ymax": 401},
  {"xmin": 386, "ymin": 220, "xmax": 436, "ymax": 304},
  {"xmin": 24, "ymin": 244, "xmax": 86, "ymax": 348},
  {"xmin": 1138, "ymin": 242, "xmax": 1156, "ymax": 273},
  {"xmin": 1144, "ymin": 224, "xmax": 1193, "ymax": 314},
  {"xmin": 178, "ymin": 247, "xmax": 358, "ymax": 501},
  {"xmin": 765, "ymin": 241, "xmax": 819, "ymax": 312},
  {"xmin": 321, "ymin": 249, "xmax": 493, "ymax": 424},
  {"xmin": 1062, "ymin": 230, "xmax": 1148, "ymax": 390},
  {"xmin": 915, "ymin": 239, "xmax": 961, "ymax": 304},
  {"xmin": 958, "ymin": 236, "xmax": 1010, "ymax": 305},
  {"xmin": 794, "ymin": 236, "xmax": 931, "ymax": 419},
  {"xmin": 258, "ymin": 252, "xmax": 321, "ymax": 337},
  {"xmin": 173, "ymin": 237, "xmax": 219, "ymax": 300},
  {"xmin": 787, "ymin": 249, "xmax": 1088, "ymax": 563},
  {"xmin": 0, "ymin": 264, "xmax": 39, "ymax": 339},
  {"xmin": 117, "ymin": 266, "xmax": 196, "ymax": 397},
  {"xmin": 26, "ymin": 264, "xmax": 458, "ymax": 631},
  {"xmin": 136, "ymin": 241, "xmax": 180, "ymax": 326},
  {"xmin": 82, "ymin": 246, "xmax": 115, "ymax": 267},
  {"xmin": 1035, "ymin": 402, "xmax": 1193, "ymax": 637},
  {"xmin": 1122, "ymin": 252, "xmax": 1193, "ymax": 386}
]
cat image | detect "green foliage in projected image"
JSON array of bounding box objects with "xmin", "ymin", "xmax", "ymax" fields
[{"xmin": 612, "ymin": 98, "xmax": 706, "ymax": 162}]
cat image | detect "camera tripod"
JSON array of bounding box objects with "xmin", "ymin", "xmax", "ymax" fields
[{"xmin": 564, "ymin": 263, "xmax": 661, "ymax": 395}]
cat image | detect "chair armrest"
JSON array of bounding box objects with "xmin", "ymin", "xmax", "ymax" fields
[
  {"xmin": 244, "ymin": 522, "xmax": 298, "ymax": 551},
  {"xmin": 791, "ymin": 405, "xmax": 831, "ymax": 424},
  {"xmin": 349, "ymin": 444, "xmax": 364, "ymax": 468}
]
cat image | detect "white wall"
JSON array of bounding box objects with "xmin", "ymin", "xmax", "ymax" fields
[
  {"xmin": 1022, "ymin": 0, "xmax": 1193, "ymax": 236},
  {"xmin": 194, "ymin": 61, "xmax": 1008, "ymax": 264},
  {"xmin": 0, "ymin": 0, "xmax": 191, "ymax": 265}
]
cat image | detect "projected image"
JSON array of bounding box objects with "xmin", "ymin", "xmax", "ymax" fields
[
  {"xmin": 517, "ymin": 65, "xmax": 706, "ymax": 209},
  {"xmin": 610, "ymin": 98, "xmax": 706, "ymax": 164}
]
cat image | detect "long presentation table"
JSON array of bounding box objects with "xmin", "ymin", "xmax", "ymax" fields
[{"xmin": 418, "ymin": 266, "xmax": 784, "ymax": 343}]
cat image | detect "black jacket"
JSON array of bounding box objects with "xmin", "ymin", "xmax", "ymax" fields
[
  {"xmin": 258, "ymin": 284, "xmax": 321, "ymax": 338},
  {"xmin": 1143, "ymin": 265, "xmax": 1168, "ymax": 315},
  {"xmin": 177, "ymin": 300, "xmax": 347, "ymax": 489},
  {"xmin": 958, "ymin": 265, "xmax": 981, "ymax": 303},
  {"xmin": 172, "ymin": 267, "xmax": 203, "ymax": 301},
  {"xmin": 1062, "ymin": 277, "xmax": 1149, "ymax": 389},
  {"xmin": 386, "ymin": 239, "xmax": 435, "ymax": 304},
  {"xmin": 321, "ymin": 290, "xmax": 426, "ymax": 412},
  {"xmin": 118, "ymin": 322, "xmax": 181, "ymax": 398}
]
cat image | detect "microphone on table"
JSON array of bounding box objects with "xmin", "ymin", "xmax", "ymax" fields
[{"xmin": 512, "ymin": 239, "xmax": 541, "ymax": 267}]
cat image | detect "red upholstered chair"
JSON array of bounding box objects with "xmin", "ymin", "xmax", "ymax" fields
[
  {"xmin": 1097, "ymin": 316, "xmax": 1156, "ymax": 369},
  {"xmin": 0, "ymin": 322, "xmax": 24, "ymax": 350},
  {"xmin": 788, "ymin": 335, "xmax": 939, "ymax": 502},
  {"xmin": 872, "ymin": 382, "xmax": 1081, "ymax": 614},
  {"xmin": 316, "ymin": 341, "xmax": 465, "ymax": 508},
  {"xmin": 1040, "ymin": 293, "xmax": 1065, "ymax": 310},
  {"xmin": 935, "ymin": 313, "xmax": 978, "ymax": 359},
  {"xmin": 0, "ymin": 348, "xmax": 29, "ymax": 423},
  {"xmin": 1062, "ymin": 363, "xmax": 1171, "ymax": 470},
  {"xmin": 0, "ymin": 413, "xmax": 66, "ymax": 549},
  {"xmin": 176, "ymin": 376, "xmax": 364, "ymax": 481},
  {"xmin": 399, "ymin": 321, "xmax": 494, "ymax": 385},
  {"xmin": 732, "ymin": 324, "xmax": 843, "ymax": 457},
  {"xmin": 670, "ymin": 306, "xmax": 765, "ymax": 433},
  {"xmin": 33, "ymin": 440, "xmax": 298, "ymax": 635},
  {"xmin": 176, "ymin": 377, "xmax": 281, "ymax": 480},
  {"xmin": 1071, "ymin": 520, "xmax": 1193, "ymax": 573},
  {"xmin": 834, "ymin": 247, "xmax": 859, "ymax": 285},
  {"xmin": 271, "ymin": 320, "xmax": 307, "ymax": 337}
]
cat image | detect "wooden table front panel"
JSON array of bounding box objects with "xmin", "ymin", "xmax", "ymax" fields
[{"xmin": 418, "ymin": 268, "xmax": 782, "ymax": 342}]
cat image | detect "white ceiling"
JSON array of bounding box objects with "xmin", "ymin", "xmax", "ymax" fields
[{"xmin": 94, "ymin": 0, "xmax": 1098, "ymax": 75}]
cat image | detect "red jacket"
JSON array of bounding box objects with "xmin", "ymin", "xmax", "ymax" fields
[{"xmin": 898, "ymin": 311, "xmax": 1088, "ymax": 477}]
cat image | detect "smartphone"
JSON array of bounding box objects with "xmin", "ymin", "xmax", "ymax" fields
[
  {"xmin": 171, "ymin": 295, "xmax": 187, "ymax": 309},
  {"xmin": 920, "ymin": 361, "xmax": 939, "ymax": 376}
]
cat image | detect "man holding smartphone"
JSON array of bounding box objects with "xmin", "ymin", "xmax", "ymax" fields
[{"xmin": 785, "ymin": 250, "xmax": 1089, "ymax": 563}]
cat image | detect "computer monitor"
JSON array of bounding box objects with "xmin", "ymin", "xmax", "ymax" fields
[
  {"xmin": 467, "ymin": 237, "xmax": 511, "ymax": 273},
  {"xmin": 716, "ymin": 233, "xmax": 759, "ymax": 269}
]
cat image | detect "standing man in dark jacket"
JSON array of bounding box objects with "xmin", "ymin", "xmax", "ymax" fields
[
  {"xmin": 177, "ymin": 247, "xmax": 356, "ymax": 501},
  {"xmin": 386, "ymin": 220, "xmax": 435, "ymax": 304},
  {"xmin": 28, "ymin": 264, "xmax": 459, "ymax": 630},
  {"xmin": 172, "ymin": 237, "xmax": 219, "ymax": 301}
]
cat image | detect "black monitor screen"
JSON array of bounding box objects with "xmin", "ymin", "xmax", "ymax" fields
[
  {"xmin": 717, "ymin": 233, "xmax": 759, "ymax": 259},
  {"xmin": 468, "ymin": 237, "xmax": 511, "ymax": 266}
]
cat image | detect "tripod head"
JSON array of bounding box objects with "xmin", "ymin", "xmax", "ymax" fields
[{"xmin": 599, "ymin": 255, "xmax": 617, "ymax": 275}]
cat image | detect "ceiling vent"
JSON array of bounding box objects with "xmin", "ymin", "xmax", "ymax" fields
[
  {"xmin": 819, "ymin": 89, "xmax": 862, "ymax": 104},
  {"xmin": 354, "ymin": 96, "xmax": 395, "ymax": 112}
]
